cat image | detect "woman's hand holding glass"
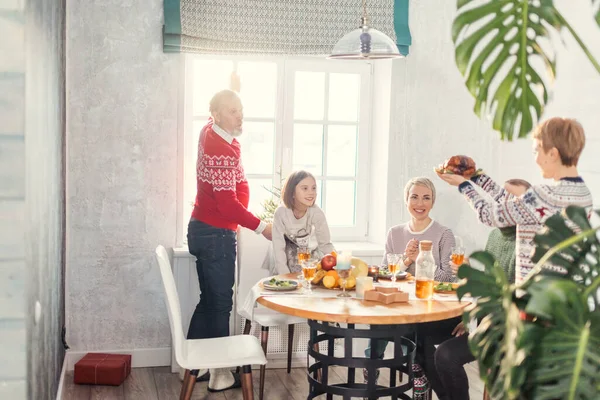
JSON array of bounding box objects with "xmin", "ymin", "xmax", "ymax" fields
[{"xmin": 404, "ymin": 239, "xmax": 419, "ymax": 264}]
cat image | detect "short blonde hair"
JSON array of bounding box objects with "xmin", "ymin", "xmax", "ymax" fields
[
  {"xmin": 209, "ymin": 89, "xmax": 240, "ymax": 114},
  {"xmin": 533, "ymin": 117, "xmax": 585, "ymax": 166},
  {"xmin": 404, "ymin": 177, "xmax": 436, "ymax": 205}
]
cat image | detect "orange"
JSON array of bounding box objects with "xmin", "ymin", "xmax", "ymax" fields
[
  {"xmin": 326, "ymin": 270, "xmax": 339, "ymax": 280},
  {"xmin": 331, "ymin": 250, "xmax": 338, "ymax": 258}
]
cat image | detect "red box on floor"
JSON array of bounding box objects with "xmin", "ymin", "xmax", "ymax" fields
[{"xmin": 74, "ymin": 353, "xmax": 131, "ymax": 386}]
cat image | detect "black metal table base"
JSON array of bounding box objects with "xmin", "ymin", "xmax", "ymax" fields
[{"xmin": 307, "ymin": 320, "xmax": 416, "ymax": 400}]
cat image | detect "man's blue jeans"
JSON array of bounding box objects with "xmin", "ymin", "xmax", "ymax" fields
[{"xmin": 186, "ymin": 219, "xmax": 237, "ymax": 339}]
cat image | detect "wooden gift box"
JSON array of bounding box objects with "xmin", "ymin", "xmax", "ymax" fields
[{"xmin": 364, "ymin": 286, "xmax": 409, "ymax": 304}]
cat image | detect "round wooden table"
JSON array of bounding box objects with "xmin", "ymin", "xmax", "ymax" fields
[
  {"xmin": 257, "ymin": 277, "xmax": 470, "ymax": 400},
  {"xmin": 257, "ymin": 292, "xmax": 468, "ymax": 325}
]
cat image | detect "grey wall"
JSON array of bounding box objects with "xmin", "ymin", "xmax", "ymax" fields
[
  {"xmin": 65, "ymin": 0, "xmax": 179, "ymax": 353},
  {"xmin": 25, "ymin": 0, "xmax": 67, "ymax": 397},
  {"xmin": 0, "ymin": 0, "xmax": 66, "ymax": 398},
  {"xmin": 0, "ymin": 1, "xmax": 27, "ymax": 398}
]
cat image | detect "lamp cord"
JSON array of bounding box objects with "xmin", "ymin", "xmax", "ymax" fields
[{"xmin": 362, "ymin": 0, "xmax": 367, "ymax": 19}]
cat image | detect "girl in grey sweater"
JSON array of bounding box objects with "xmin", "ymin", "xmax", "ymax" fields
[{"xmin": 272, "ymin": 171, "xmax": 335, "ymax": 275}]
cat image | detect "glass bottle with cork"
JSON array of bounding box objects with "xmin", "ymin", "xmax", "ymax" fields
[{"xmin": 415, "ymin": 240, "xmax": 435, "ymax": 299}]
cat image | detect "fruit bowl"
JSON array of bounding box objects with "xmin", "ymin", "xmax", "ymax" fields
[{"xmin": 313, "ymin": 256, "xmax": 369, "ymax": 290}]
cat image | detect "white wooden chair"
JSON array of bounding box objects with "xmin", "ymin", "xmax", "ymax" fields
[
  {"xmin": 235, "ymin": 233, "xmax": 306, "ymax": 400},
  {"xmin": 155, "ymin": 245, "xmax": 267, "ymax": 400},
  {"xmin": 238, "ymin": 308, "xmax": 306, "ymax": 400}
]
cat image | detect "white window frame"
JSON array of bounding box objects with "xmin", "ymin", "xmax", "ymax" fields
[{"xmin": 177, "ymin": 54, "xmax": 373, "ymax": 245}]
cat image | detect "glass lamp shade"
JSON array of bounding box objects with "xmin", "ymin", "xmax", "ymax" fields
[{"xmin": 328, "ymin": 26, "xmax": 404, "ymax": 60}]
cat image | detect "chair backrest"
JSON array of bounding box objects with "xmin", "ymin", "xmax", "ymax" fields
[{"xmin": 155, "ymin": 245, "xmax": 186, "ymax": 365}]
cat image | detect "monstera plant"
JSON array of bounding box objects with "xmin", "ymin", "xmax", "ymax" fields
[
  {"xmin": 457, "ymin": 206, "xmax": 600, "ymax": 399},
  {"xmin": 452, "ymin": 0, "xmax": 600, "ymax": 140}
]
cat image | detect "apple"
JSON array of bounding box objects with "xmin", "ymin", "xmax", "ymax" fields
[{"xmin": 320, "ymin": 254, "xmax": 337, "ymax": 271}]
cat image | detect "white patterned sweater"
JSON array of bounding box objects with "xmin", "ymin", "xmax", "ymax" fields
[{"xmin": 458, "ymin": 175, "xmax": 593, "ymax": 284}]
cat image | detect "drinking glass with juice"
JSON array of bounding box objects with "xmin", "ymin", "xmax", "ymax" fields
[
  {"xmin": 297, "ymin": 246, "xmax": 311, "ymax": 264},
  {"xmin": 302, "ymin": 259, "xmax": 317, "ymax": 293},
  {"xmin": 451, "ymin": 246, "xmax": 465, "ymax": 265}
]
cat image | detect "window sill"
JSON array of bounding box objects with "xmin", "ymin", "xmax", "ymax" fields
[
  {"xmin": 173, "ymin": 241, "xmax": 384, "ymax": 259},
  {"xmin": 333, "ymin": 241, "xmax": 384, "ymax": 257}
]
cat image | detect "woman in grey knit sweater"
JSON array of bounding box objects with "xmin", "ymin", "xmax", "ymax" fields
[
  {"xmin": 382, "ymin": 177, "xmax": 456, "ymax": 282},
  {"xmin": 365, "ymin": 177, "xmax": 458, "ymax": 398}
]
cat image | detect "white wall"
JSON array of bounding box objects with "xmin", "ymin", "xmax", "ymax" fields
[
  {"xmin": 66, "ymin": 0, "xmax": 180, "ymax": 355},
  {"xmin": 543, "ymin": 3, "xmax": 600, "ymax": 203},
  {"xmin": 367, "ymin": 60, "xmax": 392, "ymax": 245},
  {"xmin": 383, "ymin": 0, "xmax": 600, "ymax": 253}
]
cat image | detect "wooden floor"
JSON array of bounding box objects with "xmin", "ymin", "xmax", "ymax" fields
[{"xmin": 62, "ymin": 364, "xmax": 484, "ymax": 400}]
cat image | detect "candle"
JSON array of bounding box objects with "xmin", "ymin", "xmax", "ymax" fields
[
  {"xmin": 337, "ymin": 251, "xmax": 352, "ymax": 270},
  {"xmin": 356, "ymin": 276, "xmax": 374, "ymax": 299},
  {"xmin": 368, "ymin": 265, "xmax": 379, "ymax": 282}
]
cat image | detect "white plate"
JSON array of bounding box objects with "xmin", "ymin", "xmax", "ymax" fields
[
  {"xmin": 262, "ymin": 279, "xmax": 299, "ymax": 292},
  {"xmin": 378, "ymin": 270, "xmax": 408, "ymax": 280}
]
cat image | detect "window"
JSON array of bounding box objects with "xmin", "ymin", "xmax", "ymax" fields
[{"xmin": 181, "ymin": 55, "xmax": 372, "ymax": 242}]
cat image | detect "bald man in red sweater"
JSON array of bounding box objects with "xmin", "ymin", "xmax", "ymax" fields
[{"xmin": 186, "ymin": 90, "xmax": 272, "ymax": 391}]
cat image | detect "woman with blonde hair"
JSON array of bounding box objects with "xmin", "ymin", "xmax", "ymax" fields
[
  {"xmin": 365, "ymin": 177, "xmax": 458, "ymax": 399},
  {"xmin": 383, "ymin": 177, "xmax": 456, "ymax": 281}
]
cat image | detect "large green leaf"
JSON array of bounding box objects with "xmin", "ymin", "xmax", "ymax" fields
[
  {"xmin": 452, "ymin": 0, "xmax": 600, "ymax": 140},
  {"xmin": 458, "ymin": 207, "xmax": 600, "ymax": 399},
  {"xmin": 522, "ymin": 277, "xmax": 600, "ymax": 399},
  {"xmin": 457, "ymin": 251, "xmax": 527, "ymax": 399},
  {"xmin": 530, "ymin": 207, "xmax": 600, "ymax": 300}
]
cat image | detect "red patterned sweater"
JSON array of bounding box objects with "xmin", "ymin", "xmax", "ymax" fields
[
  {"xmin": 458, "ymin": 175, "xmax": 592, "ymax": 284},
  {"xmin": 191, "ymin": 121, "xmax": 261, "ymax": 232}
]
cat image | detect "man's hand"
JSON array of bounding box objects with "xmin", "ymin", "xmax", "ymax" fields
[
  {"xmin": 261, "ymin": 223, "xmax": 272, "ymax": 241},
  {"xmin": 436, "ymin": 171, "xmax": 467, "ymax": 187},
  {"xmin": 404, "ymin": 239, "xmax": 419, "ymax": 262},
  {"xmin": 452, "ymin": 322, "xmax": 467, "ymax": 336}
]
